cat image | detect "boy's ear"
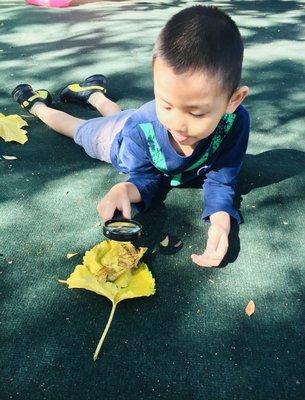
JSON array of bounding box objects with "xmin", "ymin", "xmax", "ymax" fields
[{"xmin": 226, "ymin": 86, "xmax": 249, "ymax": 113}]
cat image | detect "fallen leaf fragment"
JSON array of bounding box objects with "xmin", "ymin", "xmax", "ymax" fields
[
  {"xmin": 158, "ymin": 234, "xmax": 183, "ymax": 255},
  {"xmin": 2, "ymin": 155, "xmax": 17, "ymax": 160},
  {"xmin": 59, "ymin": 240, "xmax": 155, "ymax": 361},
  {"xmin": 66, "ymin": 252, "xmax": 78, "ymax": 259},
  {"xmin": 160, "ymin": 235, "xmax": 169, "ymax": 247},
  {"xmin": 245, "ymin": 299, "xmax": 255, "ymax": 316},
  {"xmin": 0, "ymin": 113, "xmax": 28, "ymax": 144}
]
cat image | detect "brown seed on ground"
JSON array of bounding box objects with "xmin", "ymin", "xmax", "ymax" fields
[{"xmin": 245, "ymin": 299, "xmax": 255, "ymax": 316}]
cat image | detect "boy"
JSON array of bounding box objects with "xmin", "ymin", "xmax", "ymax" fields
[{"xmin": 12, "ymin": 5, "xmax": 249, "ymax": 267}]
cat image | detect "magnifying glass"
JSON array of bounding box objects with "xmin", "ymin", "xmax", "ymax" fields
[
  {"xmin": 103, "ymin": 211, "xmax": 142, "ymax": 242},
  {"xmin": 102, "ymin": 211, "xmax": 183, "ymax": 255}
]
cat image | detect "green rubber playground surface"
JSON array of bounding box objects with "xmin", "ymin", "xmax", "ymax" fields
[{"xmin": 0, "ymin": 1, "xmax": 304, "ymax": 399}]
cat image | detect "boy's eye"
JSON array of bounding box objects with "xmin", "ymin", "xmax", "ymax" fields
[
  {"xmin": 163, "ymin": 105, "xmax": 172, "ymax": 110},
  {"xmin": 190, "ymin": 112, "xmax": 206, "ymax": 118}
]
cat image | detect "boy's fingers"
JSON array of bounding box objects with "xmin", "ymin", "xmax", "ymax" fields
[
  {"xmin": 191, "ymin": 253, "xmax": 221, "ymax": 267},
  {"xmin": 192, "ymin": 232, "xmax": 228, "ymax": 267},
  {"xmin": 202, "ymin": 243, "xmax": 227, "ymax": 263},
  {"xmin": 206, "ymin": 227, "xmax": 228, "ymax": 260},
  {"xmin": 206, "ymin": 234, "xmax": 218, "ymax": 253},
  {"xmin": 97, "ymin": 202, "xmax": 103, "ymax": 218},
  {"xmin": 203, "ymin": 252, "xmax": 222, "ymax": 265},
  {"xmin": 205, "ymin": 235, "xmax": 220, "ymax": 257},
  {"xmin": 97, "ymin": 201, "xmax": 116, "ymax": 222},
  {"xmin": 121, "ymin": 200, "xmax": 131, "ymax": 219},
  {"xmin": 216, "ymin": 233, "xmax": 228, "ymax": 258},
  {"xmin": 206, "ymin": 225, "xmax": 221, "ymax": 252}
]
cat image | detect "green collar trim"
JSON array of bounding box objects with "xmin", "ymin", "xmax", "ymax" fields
[{"xmin": 138, "ymin": 113, "xmax": 236, "ymax": 186}]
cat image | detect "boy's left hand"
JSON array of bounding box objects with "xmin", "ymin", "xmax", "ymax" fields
[{"xmin": 191, "ymin": 223, "xmax": 229, "ymax": 267}]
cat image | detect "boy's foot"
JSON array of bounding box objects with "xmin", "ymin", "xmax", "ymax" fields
[
  {"xmin": 12, "ymin": 84, "xmax": 52, "ymax": 111},
  {"xmin": 59, "ymin": 74, "xmax": 107, "ymax": 106}
]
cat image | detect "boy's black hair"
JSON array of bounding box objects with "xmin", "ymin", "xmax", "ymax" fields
[{"xmin": 153, "ymin": 5, "xmax": 244, "ymax": 96}]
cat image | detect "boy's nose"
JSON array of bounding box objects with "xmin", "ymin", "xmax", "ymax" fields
[
  {"xmin": 168, "ymin": 112, "xmax": 187, "ymax": 133},
  {"xmin": 170, "ymin": 125, "xmax": 188, "ymax": 135}
]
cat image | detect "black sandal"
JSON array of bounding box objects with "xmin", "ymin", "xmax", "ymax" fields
[
  {"xmin": 59, "ymin": 74, "xmax": 107, "ymax": 106},
  {"xmin": 12, "ymin": 84, "xmax": 52, "ymax": 111}
]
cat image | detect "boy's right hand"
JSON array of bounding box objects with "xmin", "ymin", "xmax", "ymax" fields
[{"xmin": 97, "ymin": 182, "xmax": 141, "ymax": 222}]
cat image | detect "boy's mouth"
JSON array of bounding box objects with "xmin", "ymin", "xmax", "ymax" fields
[{"xmin": 170, "ymin": 131, "xmax": 189, "ymax": 143}]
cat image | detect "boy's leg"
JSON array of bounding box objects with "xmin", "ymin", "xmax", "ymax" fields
[
  {"xmin": 87, "ymin": 92, "xmax": 121, "ymax": 117},
  {"xmin": 31, "ymin": 103, "xmax": 84, "ymax": 139},
  {"xmin": 12, "ymin": 84, "xmax": 84, "ymax": 139}
]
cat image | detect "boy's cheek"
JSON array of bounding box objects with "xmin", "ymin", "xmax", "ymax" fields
[
  {"xmin": 155, "ymin": 108, "xmax": 169, "ymax": 128},
  {"xmin": 190, "ymin": 118, "xmax": 220, "ymax": 140},
  {"xmin": 154, "ymin": 103, "xmax": 162, "ymax": 120}
]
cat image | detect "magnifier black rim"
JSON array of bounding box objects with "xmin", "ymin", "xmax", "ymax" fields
[{"xmin": 103, "ymin": 218, "xmax": 142, "ymax": 242}]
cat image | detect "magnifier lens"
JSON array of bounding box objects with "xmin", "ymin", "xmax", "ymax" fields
[
  {"xmin": 103, "ymin": 219, "xmax": 142, "ymax": 241},
  {"xmin": 106, "ymin": 221, "xmax": 141, "ymax": 235}
]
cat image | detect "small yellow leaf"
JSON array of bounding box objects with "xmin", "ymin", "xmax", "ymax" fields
[
  {"xmin": 0, "ymin": 113, "xmax": 28, "ymax": 144},
  {"xmin": 82, "ymin": 240, "xmax": 147, "ymax": 282},
  {"xmin": 66, "ymin": 252, "xmax": 78, "ymax": 259},
  {"xmin": 245, "ymin": 299, "xmax": 255, "ymax": 316}
]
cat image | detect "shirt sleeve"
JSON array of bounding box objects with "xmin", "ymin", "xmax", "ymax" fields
[
  {"xmin": 117, "ymin": 128, "xmax": 162, "ymax": 210},
  {"xmin": 202, "ymin": 109, "xmax": 250, "ymax": 224}
]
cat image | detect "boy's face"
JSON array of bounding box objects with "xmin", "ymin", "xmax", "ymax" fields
[{"xmin": 153, "ymin": 57, "xmax": 243, "ymax": 148}]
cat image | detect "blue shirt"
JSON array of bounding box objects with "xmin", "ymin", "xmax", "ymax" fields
[{"xmin": 110, "ymin": 100, "xmax": 250, "ymax": 223}]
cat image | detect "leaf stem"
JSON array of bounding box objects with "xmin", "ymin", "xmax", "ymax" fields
[{"xmin": 93, "ymin": 301, "xmax": 117, "ymax": 361}]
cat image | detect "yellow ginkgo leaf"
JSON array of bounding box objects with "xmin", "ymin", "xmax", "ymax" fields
[
  {"xmin": 61, "ymin": 263, "xmax": 120, "ymax": 300},
  {"xmin": 114, "ymin": 264, "xmax": 155, "ymax": 302},
  {"xmin": 0, "ymin": 113, "xmax": 28, "ymax": 144},
  {"xmin": 59, "ymin": 240, "xmax": 155, "ymax": 360},
  {"xmin": 63, "ymin": 262, "xmax": 154, "ymax": 303}
]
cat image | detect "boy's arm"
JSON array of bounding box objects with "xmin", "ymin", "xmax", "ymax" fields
[
  {"xmin": 98, "ymin": 130, "xmax": 162, "ymax": 221},
  {"xmin": 192, "ymin": 109, "xmax": 250, "ymax": 267},
  {"xmin": 191, "ymin": 211, "xmax": 230, "ymax": 267},
  {"xmin": 202, "ymin": 110, "xmax": 250, "ymax": 224}
]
